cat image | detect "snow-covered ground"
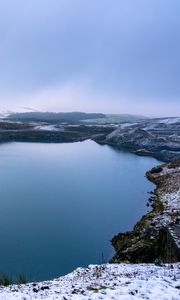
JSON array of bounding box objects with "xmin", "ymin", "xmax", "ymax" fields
[
  {"xmin": 157, "ymin": 117, "xmax": 180, "ymax": 124},
  {"xmin": 0, "ymin": 263, "xmax": 179, "ymax": 300},
  {"xmin": 145, "ymin": 163, "xmax": 180, "ymax": 229},
  {"xmin": 35, "ymin": 125, "xmax": 64, "ymax": 131}
]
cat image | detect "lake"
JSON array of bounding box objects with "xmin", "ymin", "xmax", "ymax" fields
[{"xmin": 0, "ymin": 140, "xmax": 160, "ymax": 281}]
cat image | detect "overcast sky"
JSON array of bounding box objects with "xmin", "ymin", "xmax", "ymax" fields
[{"xmin": 0, "ymin": 0, "xmax": 179, "ymax": 116}]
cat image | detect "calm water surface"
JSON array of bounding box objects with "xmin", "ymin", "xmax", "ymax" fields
[{"xmin": 0, "ymin": 141, "xmax": 160, "ymax": 281}]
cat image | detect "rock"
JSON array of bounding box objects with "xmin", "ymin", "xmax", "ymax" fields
[{"xmin": 111, "ymin": 161, "xmax": 180, "ymax": 263}]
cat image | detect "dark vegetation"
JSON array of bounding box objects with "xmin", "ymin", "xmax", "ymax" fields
[{"xmin": 0, "ymin": 274, "xmax": 26, "ymax": 286}]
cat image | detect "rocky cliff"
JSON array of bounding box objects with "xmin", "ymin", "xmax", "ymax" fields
[{"xmin": 111, "ymin": 160, "xmax": 180, "ymax": 263}]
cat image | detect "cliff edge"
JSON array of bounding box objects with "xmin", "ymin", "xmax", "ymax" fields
[{"xmin": 111, "ymin": 160, "xmax": 180, "ymax": 263}]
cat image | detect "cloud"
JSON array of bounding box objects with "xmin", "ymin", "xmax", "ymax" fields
[
  {"xmin": 1, "ymin": 81, "xmax": 115, "ymax": 113},
  {"xmin": 1, "ymin": 79, "xmax": 179, "ymax": 117},
  {"xmin": 0, "ymin": 0, "xmax": 179, "ymax": 116}
]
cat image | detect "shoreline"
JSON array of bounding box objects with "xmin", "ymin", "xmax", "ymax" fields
[
  {"xmin": 111, "ymin": 160, "xmax": 180, "ymax": 263},
  {"xmin": 1, "ymin": 116, "xmax": 180, "ymax": 162}
]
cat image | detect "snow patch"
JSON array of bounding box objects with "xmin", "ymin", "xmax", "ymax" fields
[
  {"xmin": 157, "ymin": 118, "xmax": 180, "ymax": 124},
  {"xmin": 35, "ymin": 125, "xmax": 64, "ymax": 132},
  {"xmin": 0, "ymin": 264, "xmax": 179, "ymax": 300}
]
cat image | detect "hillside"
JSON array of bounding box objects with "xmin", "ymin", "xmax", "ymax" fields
[
  {"xmin": 0, "ymin": 264, "xmax": 179, "ymax": 300},
  {"xmin": 8, "ymin": 112, "xmax": 106, "ymax": 123},
  {"xmin": 94, "ymin": 117, "xmax": 180, "ymax": 161}
]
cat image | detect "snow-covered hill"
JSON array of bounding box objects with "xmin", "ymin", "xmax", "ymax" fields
[
  {"xmin": 0, "ymin": 263, "xmax": 179, "ymax": 300},
  {"xmin": 96, "ymin": 117, "xmax": 180, "ymax": 161}
]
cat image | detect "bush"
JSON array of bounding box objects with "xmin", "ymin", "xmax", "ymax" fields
[
  {"xmin": 154, "ymin": 257, "xmax": 163, "ymax": 266},
  {"xmin": 17, "ymin": 274, "xmax": 26, "ymax": 284},
  {"xmin": 0, "ymin": 275, "xmax": 13, "ymax": 286}
]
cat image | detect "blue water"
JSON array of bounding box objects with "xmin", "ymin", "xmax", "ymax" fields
[{"xmin": 0, "ymin": 141, "xmax": 159, "ymax": 281}]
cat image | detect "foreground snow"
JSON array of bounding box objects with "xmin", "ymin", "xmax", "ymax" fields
[{"xmin": 0, "ymin": 264, "xmax": 179, "ymax": 300}]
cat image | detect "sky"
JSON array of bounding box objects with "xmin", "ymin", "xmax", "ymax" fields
[{"xmin": 0, "ymin": 0, "xmax": 180, "ymax": 117}]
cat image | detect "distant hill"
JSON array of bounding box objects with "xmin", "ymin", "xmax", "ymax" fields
[
  {"xmin": 7, "ymin": 112, "xmax": 106, "ymax": 123},
  {"xmin": 83, "ymin": 114, "xmax": 148, "ymax": 124}
]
